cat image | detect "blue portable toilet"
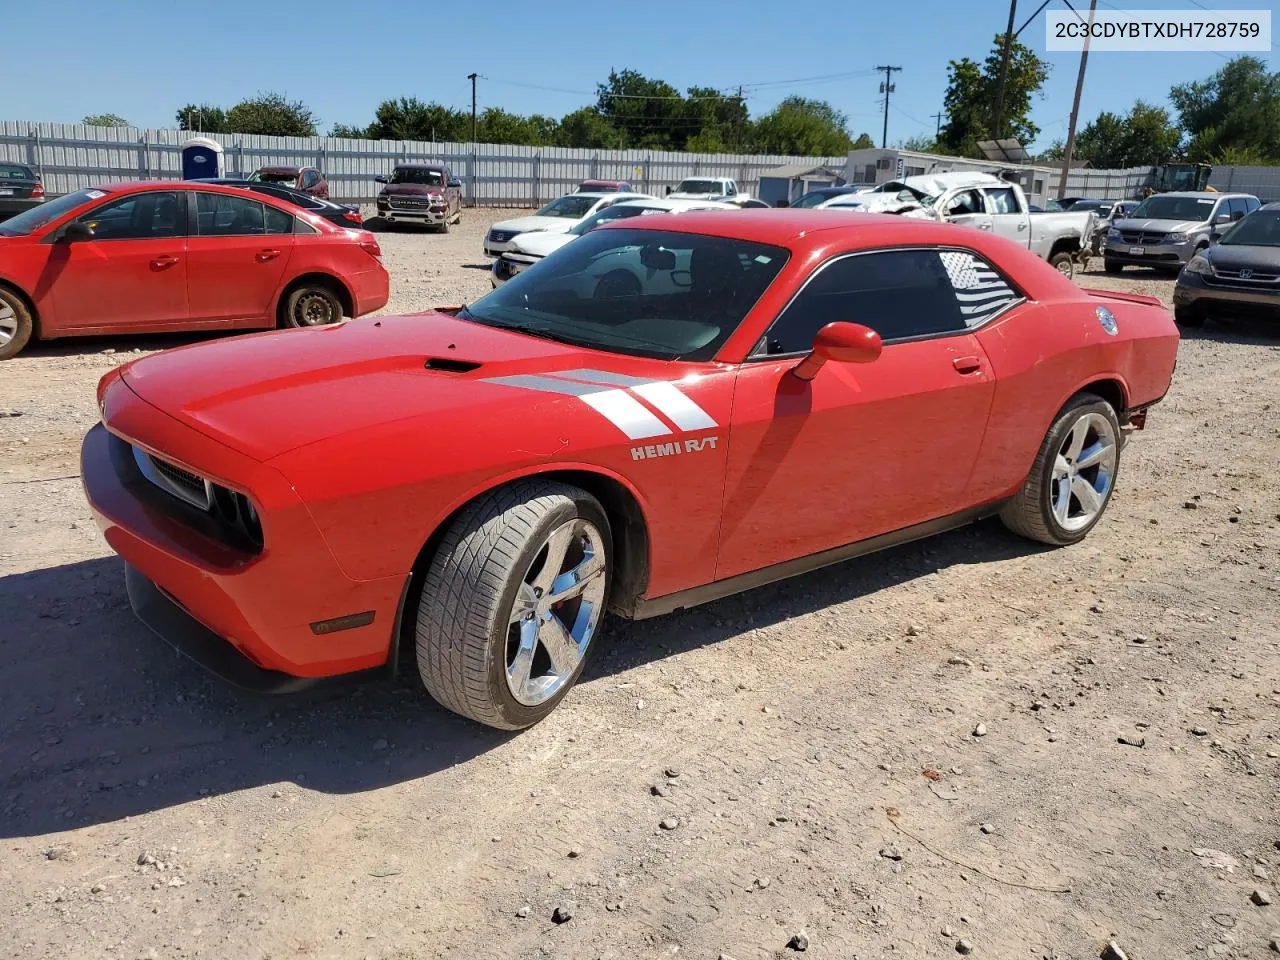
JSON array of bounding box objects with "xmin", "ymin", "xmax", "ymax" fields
[{"xmin": 181, "ymin": 137, "xmax": 225, "ymax": 179}]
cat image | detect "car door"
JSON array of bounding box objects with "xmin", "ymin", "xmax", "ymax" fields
[
  {"xmin": 939, "ymin": 188, "xmax": 993, "ymax": 234},
  {"xmin": 444, "ymin": 168, "xmax": 461, "ymax": 216},
  {"xmin": 984, "ymin": 186, "xmax": 1032, "ymax": 248},
  {"xmin": 185, "ymin": 191, "xmax": 296, "ymax": 326},
  {"xmin": 715, "ymin": 247, "xmax": 1003, "ymax": 581},
  {"xmin": 49, "ymin": 190, "xmax": 189, "ymax": 332}
]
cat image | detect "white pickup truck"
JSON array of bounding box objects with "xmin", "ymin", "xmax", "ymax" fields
[
  {"xmin": 831, "ymin": 174, "xmax": 1096, "ymax": 276},
  {"xmin": 667, "ymin": 177, "xmax": 750, "ymax": 204}
]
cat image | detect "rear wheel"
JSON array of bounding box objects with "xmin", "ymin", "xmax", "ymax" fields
[
  {"xmin": 281, "ymin": 283, "xmax": 343, "ymax": 328},
  {"xmin": 415, "ymin": 480, "xmax": 612, "ymax": 730},
  {"xmin": 1000, "ymin": 393, "xmax": 1121, "ymax": 546},
  {"xmin": 1104, "ymin": 258, "xmax": 1123, "ymax": 274},
  {"xmin": 0, "ymin": 286, "xmax": 34, "ymax": 361}
]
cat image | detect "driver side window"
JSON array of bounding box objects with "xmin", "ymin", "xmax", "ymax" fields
[
  {"xmin": 945, "ymin": 190, "xmax": 986, "ymax": 217},
  {"xmin": 78, "ymin": 192, "xmax": 184, "ymax": 240}
]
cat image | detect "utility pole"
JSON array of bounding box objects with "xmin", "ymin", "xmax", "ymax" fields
[
  {"xmin": 931, "ymin": 110, "xmax": 944, "ymax": 139},
  {"xmin": 876, "ymin": 65, "xmax": 901, "ymax": 148},
  {"xmin": 1057, "ymin": 0, "xmax": 1097, "ymax": 199},
  {"xmin": 992, "ymin": 0, "xmax": 1018, "ymax": 141},
  {"xmin": 467, "ymin": 72, "xmax": 478, "ymax": 143}
]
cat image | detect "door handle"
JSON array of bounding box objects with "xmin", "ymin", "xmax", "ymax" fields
[
  {"xmin": 952, "ymin": 356, "xmax": 982, "ymax": 374},
  {"xmin": 256, "ymin": 248, "xmax": 282, "ymax": 262},
  {"xmin": 1017, "ymin": 221, "xmax": 1028, "ymax": 231},
  {"xmin": 976, "ymin": 222, "xmax": 992, "ymax": 231},
  {"xmin": 150, "ymin": 255, "xmax": 180, "ymax": 268}
]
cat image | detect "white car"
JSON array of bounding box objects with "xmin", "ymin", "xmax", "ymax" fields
[
  {"xmin": 483, "ymin": 192, "xmax": 651, "ymax": 257},
  {"xmin": 490, "ymin": 197, "xmax": 729, "ymax": 287},
  {"xmin": 666, "ymin": 177, "xmax": 751, "ymax": 204}
]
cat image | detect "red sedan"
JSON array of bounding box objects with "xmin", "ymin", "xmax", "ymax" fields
[
  {"xmin": 0, "ymin": 181, "xmax": 388, "ymax": 360},
  {"xmin": 82, "ymin": 211, "xmax": 1179, "ymax": 730}
]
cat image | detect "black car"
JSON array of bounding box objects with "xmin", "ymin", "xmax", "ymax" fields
[
  {"xmin": 1173, "ymin": 202, "xmax": 1280, "ymax": 328},
  {"xmin": 0, "ymin": 162, "xmax": 45, "ymax": 220},
  {"xmin": 192, "ymin": 178, "xmax": 364, "ymax": 228}
]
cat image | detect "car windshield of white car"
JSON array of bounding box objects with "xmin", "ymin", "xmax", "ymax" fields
[
  {"xmin": 677, "ymin": 180, "xmax": 720, "ymax": 194},
  {"xmin": 569, "ymin": 205, "xmax": 653, "ymax": 234},
  {"xmin": 537, "ymin": 196, "xmax": 599, "ymax": 219},
  {"xmin": 0, "ymin": 189, "xmax": 98, "ymax": 236},
  {"xmin": 460, "ymin": 228, "xmax": 789, "ymax": 361},
  {"xmin": 391, "ymin": 168, "xmax": 444, "ymax": 186},
  {"xmin": 1130, "ymin": 196, "xmax": 1215, "ymax": 220},
  {"xmin": 1219, "ymin": 210, "xmax": 1280, "ymax": 246}
]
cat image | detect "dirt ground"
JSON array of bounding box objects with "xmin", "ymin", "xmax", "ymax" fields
[{"xmin": 2, "ymin": 210, "xmax": 1278, "ymax": 960}]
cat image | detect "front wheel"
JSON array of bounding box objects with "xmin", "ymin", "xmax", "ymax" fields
[
  {"xmin": 1104, "ymin": 258, "xmax": 1123, "ymax": 274},
  {"xmin": 416, "ymin": 480, "xmax": 612, "ymax": 729},
  {"xmin": 1049, "ymin": 251, "xmax": 1075, "ymax": 278},
  {"xmin": 281, "ymin": 284, "xmax": 343, "ymax": 328},
  {"xmin": 1000, "ymin": 393, "xmax": 1121, "ymax": 546}
]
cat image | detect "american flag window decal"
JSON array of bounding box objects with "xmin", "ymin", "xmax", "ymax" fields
[{"xmin": 938, "ymin": 251, "xmax": 1019, "ymax": 327}]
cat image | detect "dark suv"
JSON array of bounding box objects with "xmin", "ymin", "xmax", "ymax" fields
[{"xmin": 375, "ymin": 164, "xmax": 463, "ymax": 232}]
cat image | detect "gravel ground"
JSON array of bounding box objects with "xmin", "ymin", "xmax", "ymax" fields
[{"xmin": 2, "ymin": 209, "xmax": 1279, "ymax": 960}]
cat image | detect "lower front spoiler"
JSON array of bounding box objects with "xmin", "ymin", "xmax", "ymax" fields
[{"xmin": 125, "ymin": 564, "xmax": 319, "ymax": 694}]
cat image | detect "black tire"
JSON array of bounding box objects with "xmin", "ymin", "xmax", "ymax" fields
[
  {"xmin": 1174, "ymin": 305, "xmax": 1205, "ymax": 328},
  {"xmin": 0, "ymin": 285, "xmax": 34, "ymax": 361},
  {"xmin": 1049, "ymin": 251, "xmax": 1075, "ymax": 277},
  {"xmin": 436, "ymin": 218, "xmax": 450, "ymax": 234},
  {"xmin": 1000, "ymin": 392, "xmax": 1122, "ymax": 546},
  {"xmin": 280, "ymin": 283, "xmax": 343, "ymax": 328},
  {"xmin": 1104, "ymin": 258, "xmax": 1123, "ymax": 274},
  {"xmin": 416, "ymin": 480, "xmax": 612, "ymax": 730}
]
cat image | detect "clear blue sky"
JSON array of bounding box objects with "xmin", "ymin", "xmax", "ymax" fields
[{"xmin": 9, "ymin": 0, "xmax": 1274, "ymax": 150}]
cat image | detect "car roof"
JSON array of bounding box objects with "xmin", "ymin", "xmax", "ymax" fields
[
  {"xmin": 556, "ymin": 192, "xmax": 624, "ymax": 201},
  {"xmin": 394, "ymin": 162, "xmax": 447, "ymax": 170},
  {"xmin": 1157, "ymin": 191, "xmax": 1249, "ymax": 198},
  {"xmin": 612, "ymin": 197, "xmax": 722, "ymax": 212}
]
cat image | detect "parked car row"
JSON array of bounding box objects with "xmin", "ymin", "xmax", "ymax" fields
[{"xmin": 1173, "ymin": 201, "xmax": 1280, "ymax": 327}]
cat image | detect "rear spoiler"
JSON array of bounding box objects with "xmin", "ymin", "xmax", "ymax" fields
[{"xmin": 1081, "ymin": 287, "xmax": 1166, "ymax": 309}]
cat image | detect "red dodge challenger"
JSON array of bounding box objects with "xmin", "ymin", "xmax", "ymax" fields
[
  {"xmin": 82, "ymin": 211, "xmax": 1179, "ymax": 730},
  {"xmin": 0, "ymin": 181, "xmax": 388, "ymax": 360}
]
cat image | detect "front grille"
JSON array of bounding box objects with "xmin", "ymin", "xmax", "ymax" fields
[
  {"xmin": 1211, "ymin": 267, "xmax": 1280, "ymax": 284},
  {"xmin": 388, "ymin": 196, "xmax": 441, "ymax": 210},
  {"xmin": 1118, "ymin": 231, "xmax": 1168, "ymax": 245},
  {"xmin": 488, "ymin": 230, "xmax": 512, "ymax": 243},
  {"xmin": 133, "ymin": 448, "xmax": 212, "ymax": 510}
]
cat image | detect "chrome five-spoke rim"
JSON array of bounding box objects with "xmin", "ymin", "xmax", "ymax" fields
[
  {"xmin": 0, "ymin": 302, "xmax": 17, "ymax": 348},
  {"xmin": 1051, "ymin": 412, "xmax": 1117, "ymax": 532},
  {"xmin": 506, "ymin": 518, "xmax": 607, "ymax": 706}
]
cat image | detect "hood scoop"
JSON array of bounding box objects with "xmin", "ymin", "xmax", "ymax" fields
[{"xmin": 424, "ymin": 356, "xmax": 481, "ymax": 373}]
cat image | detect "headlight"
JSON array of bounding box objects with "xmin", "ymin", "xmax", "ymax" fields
[
  {"xmin": 1107, "ymin": 228, "xmax": 1121, "ymax": 239},
  {"xmin": 1165, "ymin": 232, "xmax": 1188, "ymax": 243},
  {"xmin": 1184, "ymin": 254, "xmax": 1213, "ymax": 276}
]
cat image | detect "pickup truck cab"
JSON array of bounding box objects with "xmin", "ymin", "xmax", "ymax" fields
[
  {"xmin": 667, "ymin": 177, "xmax": 749, "ymax": 204},
  {"xmin": 1104, "ymin": 191, "xmax": 1260, "ymax": 274}
]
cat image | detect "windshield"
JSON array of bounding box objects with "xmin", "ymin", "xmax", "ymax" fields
[
  {"xmin": 462, "ymin": 227, "xmax": 789, "ymax": 361},
  {"xmin": 248, "ymin": 170, "xmax": 297, "ymax": 185},
  {"xmin": 0, "ymin": 163, "xmax": 35, "ymax": 180},
  {"xmin": 536, "ymin": 195, "xmax": 600, "ymax": 219},
  {"xmin": 390, "ymin": 167, "xmax": 444, "ymax": 186},
  {"xmin": 0, "ymin": 188, "xmax": 99, "ymax": 236},
  {"xmin": 675, "ymin": 179, "xmax": 722, "ymax": 195},
  {"xmin": 1220, "ymin": 210, "xmax": 1280, "ymax": 247},
  {"xmin": 568, "ymin": 204, "xmax": 655, "ymax": 235},
  {"xmin": 792, "ymin": 189, "xmax": 850, "ymax": 208},
  {"xmin": 1128, "ymin": 195, "xmax": 1217, "ymax": 221}
]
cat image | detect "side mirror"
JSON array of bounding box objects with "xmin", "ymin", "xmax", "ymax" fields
[
  {"xmin": 791, "ymin": 322, "xmax": 882, "ymax": 381},
  {"xmin": 448, "ymin": 178, "xmax": 462, "ymax": 188},
  {"xmin": 665, "ymin": 185, "xmax": 672, "ymax": 195},
  {"xmin": 374, "ymin": 174, "xmax": 387, "ymax": 183},
  {"xmin": 58, "ymin": 220, "xmax": 94, "ymax": 243},
  {"xmin": 1214, "ymin": 213, "xmax": 1230, "ymax": 224}
]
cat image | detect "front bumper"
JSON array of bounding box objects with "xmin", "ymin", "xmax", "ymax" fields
[
  {"xmin": 1104, "ymin": 237, "xmax": 1198, "ymax": 267},
  {"xmin": 484, "ymin": 233, "xmax": 526, "ymax": 257},
  {"xmin": 1174, "ymin": 270, "xmax": 1280, "ymax": 319},
  {"xmin": 489, "ymin": 252, "xmax": 538, "ymax": 287},
  {"xmin": 378, "ymin": 200, "xmax": 449, "ymax": 223},
  {"xmin": 82, "ymin": 391, "xmax": 406, "ymax": 683}
]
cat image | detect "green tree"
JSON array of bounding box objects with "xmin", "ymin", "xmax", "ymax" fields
[
  {"xmin": 176, "ymin": 103, "xmax": 228, "ymax": 133},
  {"xmin": 899, "ymin": 134, "xmax": 937, "ymax": 152},
  {"xmin": 851, "ymin": 132, "xmax": 875, "ymax": 150},
  {"xmin": 554, "ymin": 107, "xmax": 625, "ymax": 149},
  {"xmin": 83, "ymin": 113, "xmax": 128, "ymax": 127},
  {"xmin": 939, "ymin": 35, "xmax": 1049, "ymax": 156},
  {"xmin": 224, "ymin": 92, "xmax": 317, "ymax": 137},
  {"xmin": 329, "ymin": 122, "xmax": 368, "ymax": 139},
  {"xmin": 477, "ymin": 107, "xmax": 558, "ymax": 145},
  {"xmin": 363, "ymin": 97, "xmax": 468, "ymax": 141},
  {"xmin": 1170, "ymin": 56, "xmax": 1280, "ymax": 162},
  {"xmin": 1074, "ymin": 102, "xmax": 1181, "ymax": 167},
  {"xmin": 596, "ymin": 69, "xmax": 686, "ymax": 149},
  {"xmin": 751, "ymin": 96, "xmax": 854, "ymax": 156}
]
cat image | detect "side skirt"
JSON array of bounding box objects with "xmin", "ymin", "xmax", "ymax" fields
[{"xmin": 630, "ymin": 501, "xmax": 1008, "ymax": 620}]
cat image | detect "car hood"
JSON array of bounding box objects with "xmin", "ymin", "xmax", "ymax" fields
[
  {"xmin": 1205, "ymin": 243, "xmax": 1280, "ymax": 271},
  {"xmin": 491, "ymin": 215, "xmax": 577, "ymax": 235},
  {"xmin": 382, "ymin": 183, "xmax": 445, "ymax": 196},
  {"xmin": 1112, "ymin": 218, "xmax": 1206, "ymax": 233},
  {"xmin": 668, "ymin": 192, "xmax": 722, "ymax": 200},
  {"xmin": 118, "ymin": 312, "xmax": 679, "ymax": 462},
  {"xmin": 509, "ymin": 231, "xmax": 578, "ymax": 257}
]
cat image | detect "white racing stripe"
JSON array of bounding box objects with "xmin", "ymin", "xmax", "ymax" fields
[
  {"xmin": 630, "ymin": 381, "xmax": 718, "ymax": 432},
  {"xmin": 580, "ymin": 390, "xmax": 673, "ymax": 440}
]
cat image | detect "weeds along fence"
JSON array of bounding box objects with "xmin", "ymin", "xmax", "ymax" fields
[{"xmin": 0, "ymin": 121, "xmax": 846, "ymax": 208}]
